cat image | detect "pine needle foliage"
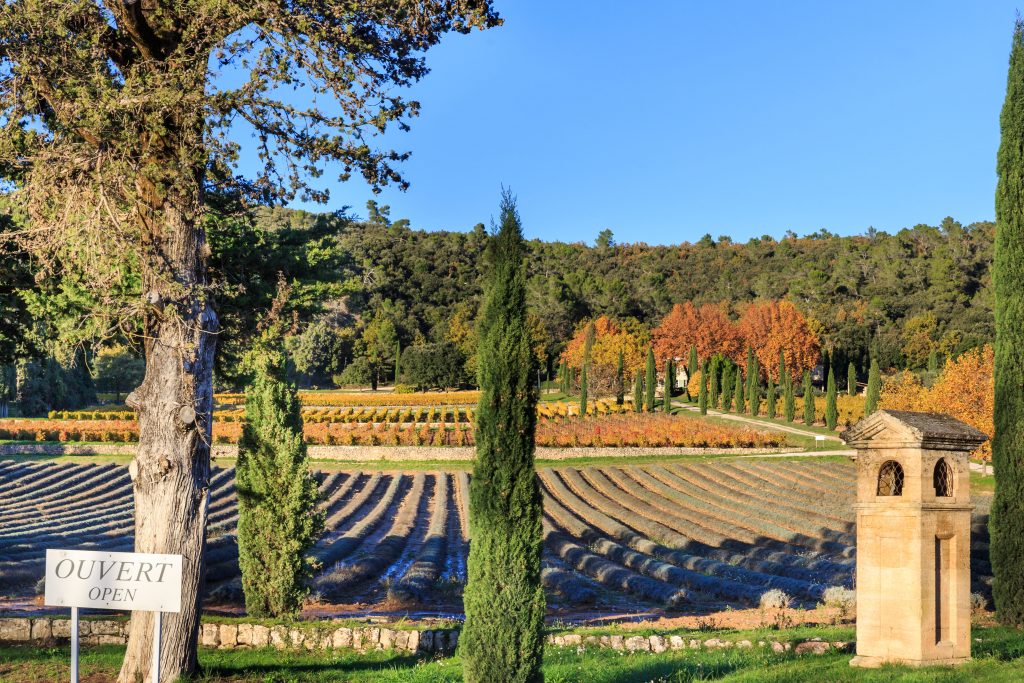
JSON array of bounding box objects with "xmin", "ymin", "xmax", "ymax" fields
[
  {"xmin": 462, "ymin": 194, "xmax": 545, "ymax": 682},
  {"xmin": 992, "ymin": 19, "xmax": 1024, "ymax": 627},
  {"xmin": 236, "ymin": 335, "xmax": 324, "ymax": 619}
]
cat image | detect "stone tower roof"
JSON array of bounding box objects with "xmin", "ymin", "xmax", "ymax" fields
[{"xmin": 841, "ymin": 409, "xmax": 989, "ymax": 451}]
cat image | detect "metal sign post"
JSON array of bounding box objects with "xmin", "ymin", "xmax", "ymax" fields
[{"xmin": 44, "ymin": 549, "xmax": 182, "ymax": 683}]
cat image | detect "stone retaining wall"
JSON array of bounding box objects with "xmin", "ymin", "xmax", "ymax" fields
[
  {"xmin": 0, "ymin": 618, "xmax": 850, "ymax": 657},
  {"xmin": 0, "ymin": 444, "xmax": 798, "ymax": 460}
]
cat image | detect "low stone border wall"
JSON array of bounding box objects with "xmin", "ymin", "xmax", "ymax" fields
[
  {"xmin": 0, "ymin": 444, "xmax": 799, "ymax": 461},
  {"xmin": 0, "ymin": 618, "xmax": 851, "ymax": 657}
]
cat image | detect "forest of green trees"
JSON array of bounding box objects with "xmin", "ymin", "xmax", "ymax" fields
[{"xmin": 0, "ymin": 201, "xmax": 995, "ymax": 413}]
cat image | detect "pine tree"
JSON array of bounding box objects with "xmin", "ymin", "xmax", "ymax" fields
[
  {"xmin": 865, "ymin": 357, "xmax": 881, "ymax": 416},
  {"xmin": 645, "ymin": 348, "xmax": 656, "ymax": 412},
  {"xmin": 747, "ymin": 357, "xmax": 760, "ymax": 416},
  {"xmin": 783, "ymin": 371, "xmax": 796, "ymax": 423},
  {"xmin": 698, "ymin": 361, "xmax": 709, "ymax": 415},
  {"xmin": 615, "ymin": 351, "xmax": 625, "ymax": 406},
  {"xmin": 579, "ymin": 365, "xmax": 588, "ymax": 416},
  {"xmin": 462, "ymin": 195, "xmax": 545, "ymax": 682},
  {"xmin": 766, "ymin": 376, "xmax": 777, "ymax": 419},
  {"xmin": 734, "ymin": 368, "xmax": 745, "ymax": 415},
  {"xmin": 802, "ymin": 370, "xmax": 815, "ymax": 425},
  {"xmin": 236, "ymin": 334, "xmax": 324, "ymax": 618},
  {"xmin": 992, "ymin": 19, "xmax": 1024, "ymax": 627},
  {"xmin": 847, "ymin": 361, "xmax": 857, "ymax": 396},
  {"xmin": 688, "ymin": 345, "xmax": 698, "ymax": 381},
  {"xmin": 633, "ymin": 369, "xmax": 643, "ymax": 413},
  {"xmin": 825, "ymin": 367, "xmax": 838, "ymax": 430}
]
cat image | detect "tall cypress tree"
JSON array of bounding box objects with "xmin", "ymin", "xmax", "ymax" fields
[
  {"xmin": 579, "ymin": 365, "xmax": 588, "ymax": 416},
  {"xmin": 865, "ymin": 357, "xmax": 881, "ymax": 416},
  {"xmin": 847, "ymin": 361, "xmax": 857, "ymax": 396},
  {"xmin": 688, "ymin": 345, "xmax": 698, "ymax": 381},
  {"xmin": 783, "ymin": 371, "xmax": 796, "ymax": 423},
  {"xmin": 745, "ymin": 347, "xmax": 755, "ymax": 397},
  {"xmin": 644, "ymin": 348, "xmax": 656, "ymax": 412},
  {"xmin": 615, "ymin": 351, "xmax": 625, "ymax": 406},
  {"xmin": 698, "ymin": 361, "xmax": 708, "ymax": 415},
  {"xmin": 710, "ymin": 357, "xmax": 721, "ymax": 408},
  {"xmin": 663, "ymin": 360, "xmax": 673, "ymax": 413},
  {"xmin": 825, "ymin": 367, "xmax": 838, "ymax": 430},
  {"xmin": 766, "ymin": 376, "xmax": 777, "ymax": 419},
  {"xmin": 734, "ymin": 368, "xmax": 745, "ymax": 415},
  {"xmin": 778, "ymin": 350, "xmax": 787, "ymax": 394},
  {"xmin": 394, "ymin": 340, "xmax": 401, "ymax": 384},
  {"xmin": 236, "ymin": 333, "xmax": 324, "ymax": 618},
  {"xmin": 462, "ymin": 195, "xmax": 544, "ymax": 682},
  {"xmin": 802, "ymin": 370, "xmax": 815, "ymax": 425},
  {"xmin": 992, "ymin": 19, "xmax": 1024, "ymax": 627},
  {"xmin": 633, "ymin": 369, "xmax": 643, "ymax": 412},
  {"xmin": 722, "ymin": 363, "xmax": 734, "ymax": 412},
  {"xmin": 747, "ymin": 357, "xmax": 760, "ymax": 416}
]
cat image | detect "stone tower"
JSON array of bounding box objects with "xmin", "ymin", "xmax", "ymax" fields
[{"xmin": 842, "ymin": 410, "xmax": 987, "ymax": 668}]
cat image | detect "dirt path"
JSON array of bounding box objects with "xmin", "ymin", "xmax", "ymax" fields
[{"xmin": 674, "ymin": 402, "xmax": 845, "ymax": 443}]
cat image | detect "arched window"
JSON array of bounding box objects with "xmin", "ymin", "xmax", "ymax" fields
[
  {"xmin": 933, "ymin": 458, "xmax": 954, "ymax": 497},
  {"xmin": 877, "ymin": 460, "xmax": 904, "ymax": 496}
]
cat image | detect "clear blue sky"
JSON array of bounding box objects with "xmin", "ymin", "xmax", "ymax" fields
[{"xmin": 236, "ymin": 2, "xmax": 1021, "ymax": 245}]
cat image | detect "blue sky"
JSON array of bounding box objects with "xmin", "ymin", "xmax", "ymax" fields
[{"xmin": 235, "ymin": 2, "xmax": 1020, "ymax": 245}]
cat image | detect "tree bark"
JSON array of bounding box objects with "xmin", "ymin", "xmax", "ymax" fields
[{"xmin": 118, "ymin": 195, "xmax": 217, "ymax": 683}]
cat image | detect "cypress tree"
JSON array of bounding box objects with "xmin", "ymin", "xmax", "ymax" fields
[
  {"xmin": 462, "ymin": 195, "xmax": 545, "ymax": 682},
  {"xmin": 928, "ymin": 349, "xmax": 939, "ymax": 376},
  {"xmin": 579, "ymin": 365, "xmax": 588, "ymax": 416},
  {"xmin": 778, "ymin": 350, "xmax": 787, "ymax": 394},
  {"xmin": 663, "ymin": 360, "xmax": 673, "ymax": 413},
  {"xmin": 633, "ymin": 369, "xmax": 643, "ymax": 412},
  {"xmin": 645, "ymin": 348, "xmax": 656, "ymax": 412},
  {"xmin": 825, "ymin": 367, "xmax": 838, "ymax": 430},
  {"xmin": 734, "ymin": 368, "xmax": 745, "ymax": 415},
  {"xmin": 722, "ymin": 363, "xmax": 734, "ymax": 412},
  {"xmin": 710, "ymin": 357, "xmax": 721, "ymax": 408},
  {"xmin": 847, "ymin": 361, "xmax": 857, "ymax": 396},
  {"xmin": 745, "ymin": 347, "xmax": 755, "ymax": 396},
  {"xmin": 802, "ymin": 370, "xmax": 815, "ymax": 425},
  {"xmin": 394, "ymin": 340, "xmax": 401, "ymax": 384},
  {"xmin": 747, "ymin": 357, "xmax": 760, "ymax": 416},
  {"xmin": 688, "ymin": 345, "xmax": 698, "ymax": 381},
  {"xmin": 783, "ymin": 371, "xmax": 796, "ymax": 423},
  {"xmin": 766, "ymin": 376, "xmax": 777, "ymax": 419},
  {"xmin": 992, "ymin": 19, "xmax": 1024, "ymax": 627},
  {"xmin": 236, "ymin": 334, "xmax": 324, "ymax": 618},
  {"xmin": 615, "ymin": 351, "xmax": 625, "ymax": 406},
  {"xmin": 865, "ymin": 357, "xmax": 881, "ymax": 416},
  {"xmin": 698, "ymin": 361, "xmax": 708, "ymax": 415}
]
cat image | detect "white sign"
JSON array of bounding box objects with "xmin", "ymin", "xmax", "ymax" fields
[{"xmin": 45, "ymin": 549, "xmax": 182, "ymax": 613}]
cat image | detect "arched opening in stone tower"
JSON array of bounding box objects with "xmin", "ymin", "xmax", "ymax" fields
[
  {"xmin": 933, "ymin": 458, "xmax": 954, "ymax": 498},
  {"xmin": 876, "ymin": 460, "xmax": 904, "ymax": 496}
]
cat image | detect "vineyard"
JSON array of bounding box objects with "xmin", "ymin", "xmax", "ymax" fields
[
  {"xmin": 0, "ymin": 412, "xmax": 785, "ymax": 449},
  {"xmin": 0, "ymin": 458, "xmax": 993, "ymax": 616}
]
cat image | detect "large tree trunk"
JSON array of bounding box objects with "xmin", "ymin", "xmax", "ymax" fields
[{"xmin": 118, "ymin": 194, "xmax": 218, "ymax": 683}]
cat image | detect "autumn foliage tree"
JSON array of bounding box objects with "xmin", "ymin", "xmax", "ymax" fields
[
  {"xmin": 563, "ymin": 316, "xmax": 648, "ymax": 395},
  {"xmin": 652, "ymin": 302, "xmax": 744, "ymax": 365},
  {"xmin": 738, "ymin": 300, "xmax": 820, "ymax": 381}
]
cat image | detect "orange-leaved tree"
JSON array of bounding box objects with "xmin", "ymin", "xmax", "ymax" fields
[
  {"xmin": 562, "ymin": 316, "xmax": 648, "ymax": 395},
  {"xmin": 653, "ymin": 302, "xmax": 743, "ymax": 368},
  {"xmin": 737, "ymin": 300, "xmax": 820, "ymax": 381}
]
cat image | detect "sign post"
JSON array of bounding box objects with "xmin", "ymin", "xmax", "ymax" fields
[{"xmin": 45, "ymin": 549, "xmax": 182, "ymax": 683}]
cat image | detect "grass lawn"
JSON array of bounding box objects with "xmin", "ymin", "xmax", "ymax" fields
[{"xmin": 3, "ymin": 626, "xmax": 1024, "ymax": 682}]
